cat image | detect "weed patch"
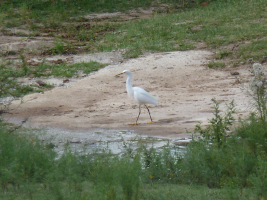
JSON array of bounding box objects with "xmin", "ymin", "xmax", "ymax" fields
[
  {"xmin": 30, "ymin": 61, "xmax": 105, "ymax": 78},
  {"xmin": 0, "ymin": 119, "xmax": 264, "ymax": 199},
  {"xmin": 207, "ymin": 61, "xmax": 225, "ymax": 68},
  {"xmin": 0, "ymin": 53, "xmax": 105, "ymax": 96}
]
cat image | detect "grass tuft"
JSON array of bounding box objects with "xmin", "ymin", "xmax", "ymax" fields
[{"xmin": 207, "ymin": 61, "xmax": 225, "ymax": 68}]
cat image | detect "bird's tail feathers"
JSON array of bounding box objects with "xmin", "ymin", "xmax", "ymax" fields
[{"xmin": 148, "ymin": 93, "xmax": 158, "ymax": 105}]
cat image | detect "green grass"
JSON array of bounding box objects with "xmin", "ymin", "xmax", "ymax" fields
[
  {"xmin": 237, "ymin": 38, "xmax": 267, "ymax": 62},
  {"xmin": 0, "ymin": 59, "xmax": 105, "ymax": 97},
  {"xmin": 207, "ymin": 61, "xmax": 225, "ymax": 68},
  {"xmin": 1, "ymin": 0, "xmax": 267, "ymax": 64},
  {"xmin": 0, "ymin": 0, "xmax": 190, "ymax": 19},
  {"xmin": 0, "ymin": 61, "xmax": 38, "ymax": 97},
  {"xmin": 216, "ymin": 49, "xmax": 233, "ymax": 60},
  {"xmin": 139, "ymin": 184, "xmax": 256, "ymax": 199},
  {"xmin": 0, "ymin": 182, "xmax": 258, "ymax": 200},
  {"xmin": 30, "ymin": 61, "xmax": 105, "ymax": 78},
  {"xmin": 94, "ymin": 0, "xmax": 267, "ymax": 61}
]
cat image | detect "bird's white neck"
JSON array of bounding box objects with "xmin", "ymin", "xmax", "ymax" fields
[{"xmin": 126, "ymin": 73, "xmax": 134, "ymax": 98}]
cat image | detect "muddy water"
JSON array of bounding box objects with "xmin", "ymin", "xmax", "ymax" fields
[{"xmin": 36, "ymin": 127, "xmax": 189, "ymax": 157}]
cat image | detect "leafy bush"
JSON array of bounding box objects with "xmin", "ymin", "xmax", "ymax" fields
[
  {"xmin": 237, "ymin": 114, "xmax": 267, "ymax": 155},
  {"xmin": 142, "ymin": 144, "xmax": 182, "ymax": 184},
  {"xmin": 195, "ymin": 98, "xmax": 235, "ymax": 148},
  {"xmin": 249, "ymin": 156, "xmax": 267, "ymax": 199},
  {"xmin": 0, "ymin": 126, "xmax": 56, "ymax": 191}
]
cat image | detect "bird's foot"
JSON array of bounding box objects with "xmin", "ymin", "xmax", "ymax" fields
[
  {"xmin": 145, "ymin": 121, "xmax": 155, "ymax": 124},
  {"xmin": 129, "ymin": 122, "xmax": 140, "ymax": 125}
]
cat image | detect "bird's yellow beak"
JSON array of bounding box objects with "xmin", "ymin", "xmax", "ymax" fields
[{"xmin": 115, "ymin": 72, "xmax": 125, "ymax": 77}]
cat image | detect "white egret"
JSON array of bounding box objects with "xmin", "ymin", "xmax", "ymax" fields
[{"xmin": 116, "ymin": 70, "xmax": 158, "ymax": 125}]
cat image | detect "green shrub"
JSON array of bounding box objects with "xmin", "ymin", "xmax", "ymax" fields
[
  {"xmin": 182, "ymin": 129, "xmax": 256, "ymax": 188},
  {"xmin": 195, "ymin": 98, "xmax": 235, "ymax": 148},
  {"xmin": 249, "ymin": 155, "xmax": 267, "ymax": 199},
  {"xmin": 0, "ymin": 125, "xmax": 56, "ymax": 191},
  {"xmin": 117, "ymin": 155, "xmax": 141, "ymax": 200},
  {"xmin": 142, "ymin": 145, "xmax": 182, "ymax": 184}
]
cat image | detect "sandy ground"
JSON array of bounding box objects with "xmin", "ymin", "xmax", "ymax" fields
[{"xmin": 5, "ymin": 50, "xmax": 252, "ymax": 139}]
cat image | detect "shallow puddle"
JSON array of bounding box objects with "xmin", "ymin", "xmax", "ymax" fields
[{"xmin": 37, "ymin": 127, "xmax": 189, "ymax": 158}]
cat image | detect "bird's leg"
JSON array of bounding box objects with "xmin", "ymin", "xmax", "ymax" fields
[
  {"xmin": 129, "ymin": 105, "xmax": 141, "ymax": 125},
  {"xmin": 144, "ymin": 105, "xmax": 155, "ymax": 124}
]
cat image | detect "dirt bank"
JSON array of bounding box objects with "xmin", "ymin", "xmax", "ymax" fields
[{"xmin": 5, "ymin": 50, "xmax": 252, "ymax": 139}]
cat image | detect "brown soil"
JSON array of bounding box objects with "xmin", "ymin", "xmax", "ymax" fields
[{"xmin": 5, "ymin": 50, "xmax": 252, "ymax": 139}]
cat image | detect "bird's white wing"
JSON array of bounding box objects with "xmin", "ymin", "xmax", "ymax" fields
[{"xmin": 133, "ymin": 87, "xmax": 158, "ymax": 105}]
